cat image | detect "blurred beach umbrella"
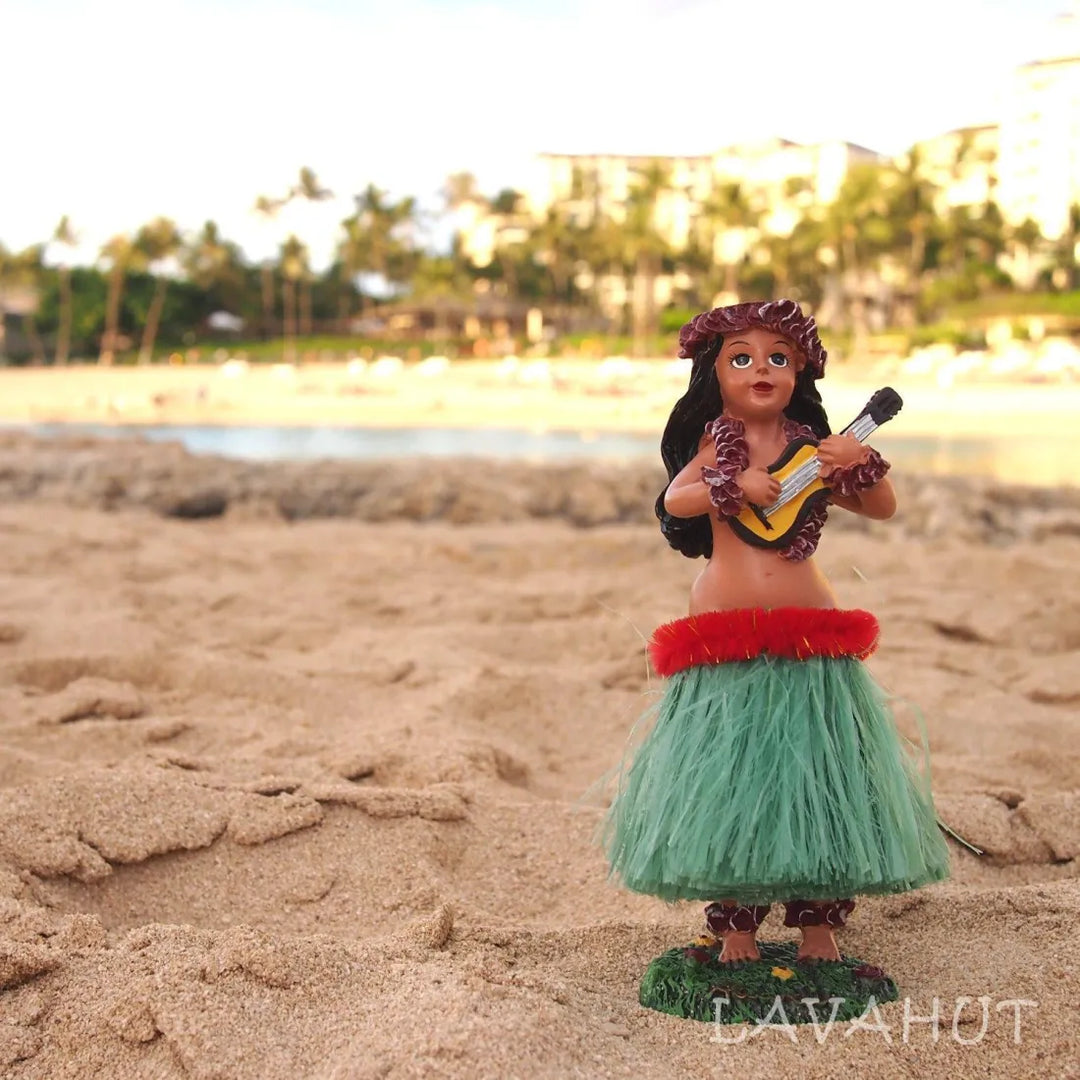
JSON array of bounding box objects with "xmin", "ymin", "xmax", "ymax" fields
[
  {"xmin": 414, "ymin": 355, "xmax": 450, "ymax": 377},
  {"xmin": 219, "ymin": 358, "xmax": 249, "ymax": 378},
  {"xmin": 207, "ymin": 311, "xmax": 245, "ymax": 333},
  {"xmin": 370, "ymin": 355, "xmax": 404, "ymax": 377}
]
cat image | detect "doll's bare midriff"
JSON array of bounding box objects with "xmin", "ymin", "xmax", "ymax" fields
[{"xmin": 688, "ymin": 521, "xmax": 838, "ymax": 615}]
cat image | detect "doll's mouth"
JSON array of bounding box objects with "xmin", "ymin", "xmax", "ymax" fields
[{"xmin": 751, "ymin": 382, "xmax": 775, "ymax": 393}]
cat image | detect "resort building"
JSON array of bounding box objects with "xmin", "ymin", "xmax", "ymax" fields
[
  {"xmin": 522, "ymin": 139, "xmax": 884, "ymax": 252},
  {"xmin": 997, "ymin": 6, "xmax": 1080, "ymax": 240},
  {"xmin": 909, "ymin": 125, "xmax": 999, "ymax": 210},
  {"xmin": 709, "ymin": 138, "xmax": 883, "ymax": 236},
  {"xmin": 520, "ymin": 151, "xmax": 712, "ymax": 254},
  {"xmin": 451, "ymin": 6, "xmax": 1080, "ymax": 315}
]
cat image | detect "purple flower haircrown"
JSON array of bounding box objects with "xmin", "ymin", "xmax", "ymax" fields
[{"xmin": 678, "ymin": 298, "xmax": 827, "ymax": 379}]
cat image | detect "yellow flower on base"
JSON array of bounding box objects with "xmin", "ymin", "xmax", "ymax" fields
[{"xmin": 771, "ymin": 966, "xmax": 795, "ymax": 980}]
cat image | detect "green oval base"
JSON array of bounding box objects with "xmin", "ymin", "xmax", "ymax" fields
[{"xmin": 640, "ymin": 939, "xmax": 899, "ymax": 1025}]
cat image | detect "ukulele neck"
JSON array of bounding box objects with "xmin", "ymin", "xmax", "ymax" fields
[{"xmin": 840, "ymin": 412, "xmax": 880, "ymax": 443}]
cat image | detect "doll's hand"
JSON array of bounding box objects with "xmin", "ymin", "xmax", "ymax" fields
[
  {"xmin": 817, "ymin": 434, "xmax": 870, "ymax": 478},
  {"xmin": 737, "ymin": 466, "xmax": 781, "ymax": 506}
]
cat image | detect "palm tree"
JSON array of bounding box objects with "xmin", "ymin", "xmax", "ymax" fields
[
  {"xmin": 527, "ymin": 204, "xmax": 578, "ymax": 333},
  {"xmin": 443, "ymin": 171, "xmax": 482, "ymax": 213},
  {"xmin": 1053, "ymin": 203, "xmax": 1080, "ymax": 290},
  {"xmin": 623, "ymin": 160, "xmax": 672, "ymax": 356},
  {"xmin": 485, "ymin": 189, "xmax": 527, "ymax": 301},
  {"xmin": 50, "ymin": 215, "xmax": 78, "ymax": 365},
  {"xmin": 291, "ymin": 166, "xmax": 332, "ymax": 203},
  {"xmin": 338, "ymin": 184, "xmax": 417, "ymax": 315},
  {"xmin": 254, "ymin": 193, "xmax": 287, "ymax": 339},
  {"xmin": 441, "ymin": 172, "xmax": 485, "ymax": 312},
  {"xmin": 820, "ymin": 163, "xmax": 895, "ymax": 336},
  {"xmin": 287, "ymin": 167, "xmax": 333, "ymax": 335},
  {"xmin": 278, "ymin": 234, "xmax": 308, "ymax": 364},
  {"xmin": 98, "ymin": 234, "xmax": 139, "ymax": 365},
  {"xmin": 0, "ymin": 244, "xmax": 47, "ymax": 364},
  {"xmin": 134, "ymin": 216, "xmax": 183, "ymax": 364},
  {"xmin": 698, "ymin": 181, "xmax": 759, "ymax": 303},
  {"xmin": 876, "ymin": 151, "xmax": 940, "ymax": 324},
  {"xmin": 576, "ymin": 209, "xmax": 630, "ymax": 337},
  {"xmin": 184, "ymin": 220, "xmax": 246, "ymax": 310}
]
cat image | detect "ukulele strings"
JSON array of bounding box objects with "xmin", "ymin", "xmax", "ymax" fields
[{"xmin": 764, "ymin": 413, "xmax": 879, "ymax": 515}]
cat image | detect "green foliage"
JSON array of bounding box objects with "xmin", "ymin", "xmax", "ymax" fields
[
  {"xmin": 6, "ymin": 153, "xmax": 1078, "ymax": 363},
  {"xmin": 658, "ymin": 307, "xmax": 697, "ymax": 334},
  {"xmin": 904, "ymin": 322, "xmax": 987, "ymax": 351},
  {"xmin": 946, "ymin": 289, "xmax": 1080, "ymax": 319},
  {"xmin": 490, "ymin": 189, "xmax": 523, "ymax": 214},
  {"xmin": 32, "ymin": 267, "xmax": 107, "ymax": 355}
]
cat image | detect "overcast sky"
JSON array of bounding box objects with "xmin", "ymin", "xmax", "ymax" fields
[{"xmin": 0, "ymin": 0, "xmax": 1073, "ymax": 268}]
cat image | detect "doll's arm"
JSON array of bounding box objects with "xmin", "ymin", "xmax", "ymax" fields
[
  {"xmin": 663, "ymin": 436, "xmax": 717, "ymax": 519},
  {"xmin": 825, "ymin": 446, "xmax": 897, "ymax": 520},
  {"xmin": 818, "ymin": 436, "xmax": 895, "ymax": 520},
  {"xmin": 828, "ymin": 476, "xmax": 897, "ymax": 519}
]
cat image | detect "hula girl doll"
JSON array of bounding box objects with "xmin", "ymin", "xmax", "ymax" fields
[{"xmin": 601, "ymin": 299, "xmax": 951, "ymax": 1013}]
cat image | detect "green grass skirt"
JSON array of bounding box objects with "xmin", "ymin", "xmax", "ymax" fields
[{"xmin": 600, "ymin": 653, "xmax": 951, "ymax": 904}]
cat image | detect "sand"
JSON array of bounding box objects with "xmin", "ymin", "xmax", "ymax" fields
[
  {"xmin": 1, "ymin": 361, "xmax": 1079, "ymax": 441},
  {"xmin": 0, "ymin": 467, "xmax": 1078, "ymax": 1076}
]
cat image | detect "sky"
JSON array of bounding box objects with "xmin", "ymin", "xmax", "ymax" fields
[{"xmin": 0, "ymin": 0, "xmax": 1074, "ymax": 270}]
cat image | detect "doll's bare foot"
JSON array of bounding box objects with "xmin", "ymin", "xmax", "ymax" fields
[
  {"xmin": 784, "ymin": 898, "xmax": 855, "ymax": 963},
  {"xmin": 704, "ymin": 901, "xmax": 770, "ymax": 965},
  {"xmin": 796, "ymin": 924, "xmax": 842, "ymax": 962},
  {"xmin": 718, "ymin": 931, "xmax": 761, "ymax": 963}
]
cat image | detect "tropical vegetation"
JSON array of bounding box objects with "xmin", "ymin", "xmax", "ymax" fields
[{"xmin": 1, "ymin": 158, "xmax": 1077, "ymax": 364}]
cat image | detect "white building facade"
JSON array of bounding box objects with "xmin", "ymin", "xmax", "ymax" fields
[{"xmin": 997, "ymin": 9, "xmax": 1080, "ymax": 239}]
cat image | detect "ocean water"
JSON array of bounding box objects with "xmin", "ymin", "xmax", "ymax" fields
[{"xmin": 4, "ymin": 422, "xmax": 1074, "ymax": 487}]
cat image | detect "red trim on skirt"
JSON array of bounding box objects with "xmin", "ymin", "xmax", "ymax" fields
[{"xmin": 647, "ymin": 607, "xmax": 880, "ymax": 676}]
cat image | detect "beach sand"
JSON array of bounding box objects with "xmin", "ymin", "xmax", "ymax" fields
[
  {"xmin": 0, "ymin": 482, "xmax": 1078, "ymax": 1076},
  {"xmin": 1, "ymin": 360, "xmax": 1079, "ymax": 440}
]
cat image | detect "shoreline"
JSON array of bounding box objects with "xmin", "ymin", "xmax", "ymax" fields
[
  {"xmin": 1, "ymin": 429, "xmax": 1078, "ymax": 539},
  {"xmin": 1, "ymin": 362, "xmax": 1078, "ymax": 439}
]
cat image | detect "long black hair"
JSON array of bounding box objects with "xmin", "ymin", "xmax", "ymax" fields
[{"xmin": 654, "ymin": 335, "xmax": 831, "ymax": 559}]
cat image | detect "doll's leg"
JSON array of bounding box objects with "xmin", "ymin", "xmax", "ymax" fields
[
  {"xmin": 704, "ymin": 900, "xmax": 771, "ymax": 964},
  {"xmin": 784, "ymin": 898, "xmax": 856, "ymax": 961}
]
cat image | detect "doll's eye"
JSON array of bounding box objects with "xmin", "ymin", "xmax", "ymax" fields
[
  {"xmin": 730, "ymin": 353, "xmax": 753, "ymax": 368},
  {"xmin": 769, "ymin": 353, "xmax": 790, "ymax": 368}
]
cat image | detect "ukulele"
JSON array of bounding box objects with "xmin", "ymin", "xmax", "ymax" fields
[{"xmin": 728, "ymin": 387, "xmax": 903, "ymax": 549}]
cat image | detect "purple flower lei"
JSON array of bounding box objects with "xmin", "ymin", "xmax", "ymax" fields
[{"xmin": 699, "ymin": 414, "xmax": 838, "ymax": 562}]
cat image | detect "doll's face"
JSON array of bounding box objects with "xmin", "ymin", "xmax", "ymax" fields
[{"xmin": 714, "ymin": 326, "xmax": 805, "ymax": 419}]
